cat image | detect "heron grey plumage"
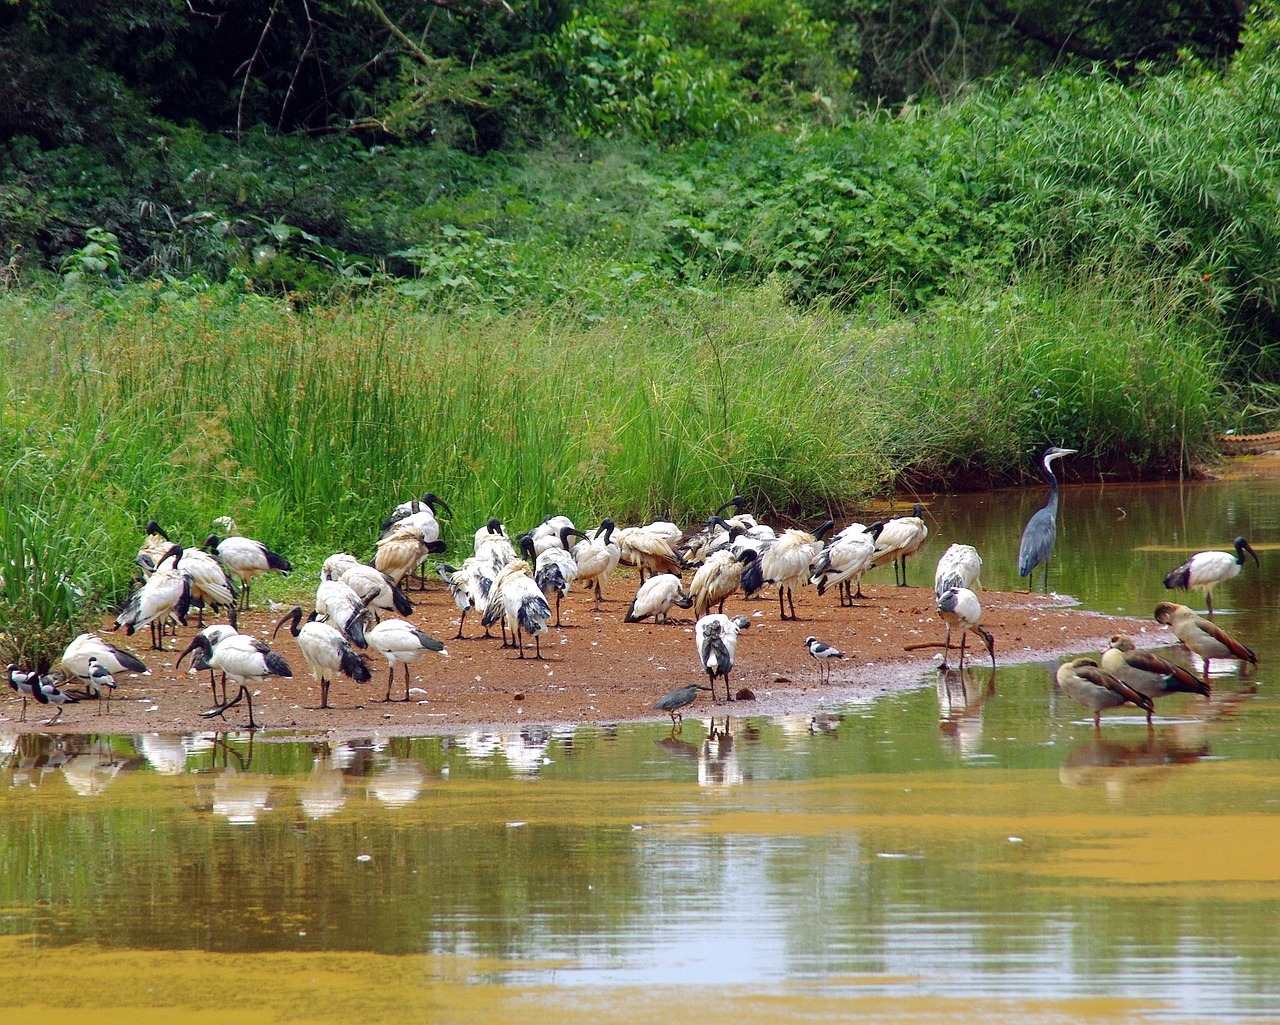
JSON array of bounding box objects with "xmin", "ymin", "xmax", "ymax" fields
[{"xmin": 1017, "ymin": 446, "xmax": 1077, "ymax": 593}]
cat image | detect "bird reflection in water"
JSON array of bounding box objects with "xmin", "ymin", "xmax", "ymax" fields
[
  {"xmin": 936, "ymin": 666, "xmax": 996, "ymax": 759},
  {"xmin": 1059, "ymin": 731, "xmax": 1209, "ymax": 800},
  {"xmin": 699, "ymin": 718, "xmax": 742, "ymax": 787}
]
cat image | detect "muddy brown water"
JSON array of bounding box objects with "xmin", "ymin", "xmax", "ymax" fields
[{"xmin": 3, "ymin": 464, "xmax": 1280, "ymax": 1023}]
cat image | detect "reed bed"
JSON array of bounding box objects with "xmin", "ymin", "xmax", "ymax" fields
[{"xmin": 0, "ymin": 278, "xmax": 1225, "ymax": 661}]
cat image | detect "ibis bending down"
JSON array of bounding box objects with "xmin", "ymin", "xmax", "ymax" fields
[
  {"xmin": 696, "ymin": 613, "xmax": 750, "ymax": 702},
  {"xmin": 1100, "ymin": 634, "xmax": 1210, "ymax": 701},
  {"xmin": 625, "ymin": 574, "xmax": 693, "ymax": 624},
  {"xmin": 810, "ymin": 523, "xmax": 881, "ymax": 605},
  {"xmin": 481, "ymin": 561, "xmax": 554, "ymax": 658},
  {"xmin": 274, "ymin": 606, "xmax": 372, "ymax": 709},
  {"xmin": 1018, "ymin": 446, "xmax": 1076, "ymax": 593},
  {"xmin": 1162, "ymin": 536, "xmax": 1258, "ymax": 618},
  {"xmin": 206, "ymin": 533, "xmax": 291, "ymax": 609},
  {"xmin": 1056, "ymin": 657, "xmax": 1153, "ymax": 729},
  {"xmin": 1153, "ymin": 601, "xmax": 1257, "ymax": 682},
  {"xmin": 936, "ymin": 586, "xmax": 995, "ymax": 671},
  {"xmin": 760, "ymin": 521, "xmax": 834, "ymax": 621},
  {"xmin": 366, "ymin": 618, "xmax": 448, "ymax": 702},
  {"xmin": 689, "ymin": 546, "xmax": 756, "ymax": 619}
]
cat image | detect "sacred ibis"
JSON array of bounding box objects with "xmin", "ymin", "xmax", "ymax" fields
[
  {"xmin": 206, "ymin": 532, "xmax": 292, "ymax": 609},
  {"xmin": 696, "ymin": 612, "xmax": 750, "ymax": 702},
  {"xmin": 1162, "ymin": 536, "xmax": 1258, "ymax": 618},
  {"xmin": 366, "ymin": 618, "xmax": 448, "ymax": 701},
  {"xmin": 936, "ymin": 586, "xmax": 995, "ymax": 671},
  {"xmin": 624, "ymin": 573, "xmax": 694, "ymax": 624},
  {"xmin": 274, "ymin": 606, "xmax": 372, "ymax": 709}
]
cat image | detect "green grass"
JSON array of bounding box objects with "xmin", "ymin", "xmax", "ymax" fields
[{"xmin": 0, "ymin": 275, "xmax": 1227, "ymax": 663}]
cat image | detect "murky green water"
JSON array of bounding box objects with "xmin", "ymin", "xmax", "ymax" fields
[{"xmin": 3, "ymin": 471, "xmax": 1280, "ymax": 1023}]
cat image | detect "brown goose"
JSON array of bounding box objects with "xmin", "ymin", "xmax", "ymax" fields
[
  {"xmin": 1100, "ymin": 634, "xmax": 1210, "ymax": 700},
  {"xmin": 1056, "ymin": 657, "xmax": 1154, "ymax": 729},
  {"xmin": 1153, "ymin": 602, "xmax": 1257, "ymax": 682}
]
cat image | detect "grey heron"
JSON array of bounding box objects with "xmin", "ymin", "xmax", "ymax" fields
[{"xmin": 1017, "ymin": 446, "xmax": 1077, "ymax": 593}]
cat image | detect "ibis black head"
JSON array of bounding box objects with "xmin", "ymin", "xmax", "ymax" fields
[
  {"xmin": 735, "ymin": 547, "xmax": 758, "ymax": 564},
  {"xmin": 175, "ymin": 633, "xmax": 213, "ymax": 670},
  {"xmin": 715, "ymin": 495, "xmax": 746, "ymax": 517},
  {"xmin": 867, "ymin": 521, "xmax": 886, "ymax": 540},
  {"xmin": 1235, "ymin": 537, "xmax": 1260, "ymax": 567},
  {"xmin": 204, "ymin": 534, "xmax": 220, "ymax": 552},
  {"xmin": 598, "ymin": 518, "xmax": 616, "ymax": 543},
  {"xmin": 273, "ymin": 605, "xmax": 304, "ymax": 639},
  {"xmin": 911, "ymin": 503, "xmax": 924, "ymax": 518},
  {"xmin": 559, "ymin": 525, "xmax": 578, "ymax": 550},
  {"xmin": 813, "ymin": 519, "xmax": 835, "ymax": 540},
  {"xmin": 484, "ymin": 517, "xmax": 503, "ymax": 535},
  {"xmin": 518, "ymin": 533, "xmax": 536, "ymax": 561},
  {"xmin": 422, "ymin": 492, "xmax": 452, "ymax": 516},
  {"xmin": 145, "ymin": 520, "xmax": 170, "ymax": 540}
]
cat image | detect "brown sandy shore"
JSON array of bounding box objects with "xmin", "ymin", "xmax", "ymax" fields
[{"xmin": 6, "ymin": 570, "xmax": 1169, "ymax": 740}]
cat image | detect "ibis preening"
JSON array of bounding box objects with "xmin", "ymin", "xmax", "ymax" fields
[
  {"xmin": 340, "ymin": 563, "xmax": 414, "ymax": 619},
  {"xmin": 936, "ymin": 586, "xmax": 995, "ymax": 671},
  {"xmin": 114, "ymin": 545, "xmax": 191, "ymax": 649},
  {"xmin": 1100, "ymin": 634, "xmax": 1210, "ymax": 701},
  {"xmin": 521, "ymin": 529, "xmax": 579, "ymax": 627},
  {"xmin": 624, "ymin": 573, "xmax": 693, "ymax": 624},
  {"xmin": 805, "ymin": 636, "xmax": 846, "ymax": 684},
  {"xmin": 206, "ymin": 533, "xmax": 291, "ymax": 609},
  {"xmin": 314, "ymin": 580, "xmax": 371, "ymax": 648},
  {"xmin": 274, "ymin": 606, "xmax": 372, "ymax": 709},
  {"xmin": 1154, "ymin": 601, "xmax": 1257, "ymax": 682},
  {"xmin": 481, "ymin": 560, "xmax": 554, "ymax": 658},
  {"xmin": 178, "ymin": 547, "xmax": 239, "ymax": 627},
  {"xmin": 689, "ymin": 547, "xmax": 756, "ymax": 619},
  {"xmin": 759, "ymin": 520, "xmax": 834, "ymax": 620},
  {"xmin": 136, "ymin": 520, "xmax": 174, "ymax": 578},
  {"xmin": 1162, "ymin": 536, "xmax": 1258, "ymax": 618},
  {"xmin": 934, "ymin": 543, "xmax": 983, "ymax": 598},
  {"xmin": 613, "ymin": 523, "xmax": 684, "ymax": 583},
  {"xmin": 1056, "ymin": 656, "xmax": 1153, "ymax": 729},
  {"xmin": 872, "ymin": 504, "xmax": 928, "ymax": 586},
  {"xmin": 810, "ymin": 522, "xmax": 882, "ymax": 605},
  {"xmin": 654, "ymin": 682, "xmax": 710, "ymax": 726},
  {"xmin": 437, "ymin": 558, "xmax": 497, "ymax": 639},
  {"xmin": 696, "ymin": 612, "xmax": 750, "ymax": 702},
  {"xmin": 1018, "ymin": 446, "xmax": 1076, "ymax": 593},
  {"xmin": 366, "ymin": 619, "xmax": 448, "ymax": 701}
]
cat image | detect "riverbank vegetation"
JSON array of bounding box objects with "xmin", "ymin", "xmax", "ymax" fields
[{"xmin": 1, "ymin": 0, "xmax": 1276, "ymax": 656}]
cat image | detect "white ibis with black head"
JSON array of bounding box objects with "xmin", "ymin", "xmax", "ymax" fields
[
  {"xmin": 274, "ymin": 606, "xmax": 372, "ymax": 709},
  {"xmin": 205, "ymin": 532, "xmax": 291, "ymax": 609},
  {"xmin": 1162, "ymin": 536, "xmax": 1258, "ymax": 619}
]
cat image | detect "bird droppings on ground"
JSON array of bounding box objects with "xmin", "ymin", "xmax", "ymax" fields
[{"xmin": 4, "ymin": 574, "xmax": 1162, "ymax": 738}]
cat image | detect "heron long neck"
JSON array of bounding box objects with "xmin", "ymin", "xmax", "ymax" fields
[{"xmin": 1043, "ymin": 457, "xmax": 1061, "ymax": 517}]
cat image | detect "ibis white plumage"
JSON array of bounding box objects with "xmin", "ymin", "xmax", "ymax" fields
[
  {"xmin": 314, "ymin": 580, "xmax": 371, "ymax": 648},
  {"xmin": 810, "ymin": 523, "xmax": 882, "ymax": 605},
  {"xmin": 935, "ymin": 586, "xmax": 995, "ymax": 671},
  {"xmin": 624, "ymin": 573, "xmax": 693, "ymax": 624},
  {"xmin": 1162, "ymin": 536, "xmax": 1258, "ymax": 618},
  {"xmin": 570, "ymin": 519, "xmax": 621, "ymax": 609},
  {"xmin": 696, "ymin": 612, "xmax": 750, "ymax": 702},
  {"xmin": 688, "ymin": 547, "xmax": 756, "ymax": 618},
  {"xmin": 114, "ymin": 545, "xmax": 192, "ymax": 649},
  {"xmin": 206, "ymin": 532, "xmax": 291, "ymax": 609},
  {"xmin": 872, "ymin": 504, "xmax": 928, "ymax": 586},
  {"xmin": 759, "ymin": 521, "xmax": 834, "ymax": 620},
  {"xmin": 366, "ymin": 618, "xmax": 448, "ymax": 701},
  {"xmin": 934, "ymin": 543, "xmax": 983, "ymax": 598},
  {"xmin": 274, "ymin": 606, "xmax": 372, "ymax": 709}
]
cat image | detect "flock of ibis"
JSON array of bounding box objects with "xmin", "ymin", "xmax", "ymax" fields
[{"xmin": 2, "ymin": 444, "xmax": 1265, "ymax": 730}]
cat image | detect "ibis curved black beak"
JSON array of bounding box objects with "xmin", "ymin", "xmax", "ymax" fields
[
  {"xmin": 814, "ymin": 519, "xmax": 835, "ymax": 541},
  {"xmin": 715, "ymin": 495, "xmax": 746, "ymax": 517},
  {"xmin": 1239, "ymin": 537, "xmax": 1260, "ymax": 567},
  {"xmin": 424, "ymin": 493, "xmax": 452, "ymax": 517},
  {"xmin": 273, "ymin": 606, "xmax": 303, "ymax": 640},
  {"xmin": 175, "ymin": 635, "xmax": 208, "ymax": 670}
]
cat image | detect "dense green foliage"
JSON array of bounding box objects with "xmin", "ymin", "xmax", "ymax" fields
[{"xmin": 1, "ymin": 0, "xmax": 1276, "ymax": 660}]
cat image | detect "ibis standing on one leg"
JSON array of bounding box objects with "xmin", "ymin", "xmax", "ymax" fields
[
  {"xmin": 1018, "ymin": 446, "xmax": 1077, "ymax": 593},
  {"xmin": 1162, "ymin": 536, "xmax": 1258, "ymax": 619}
]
